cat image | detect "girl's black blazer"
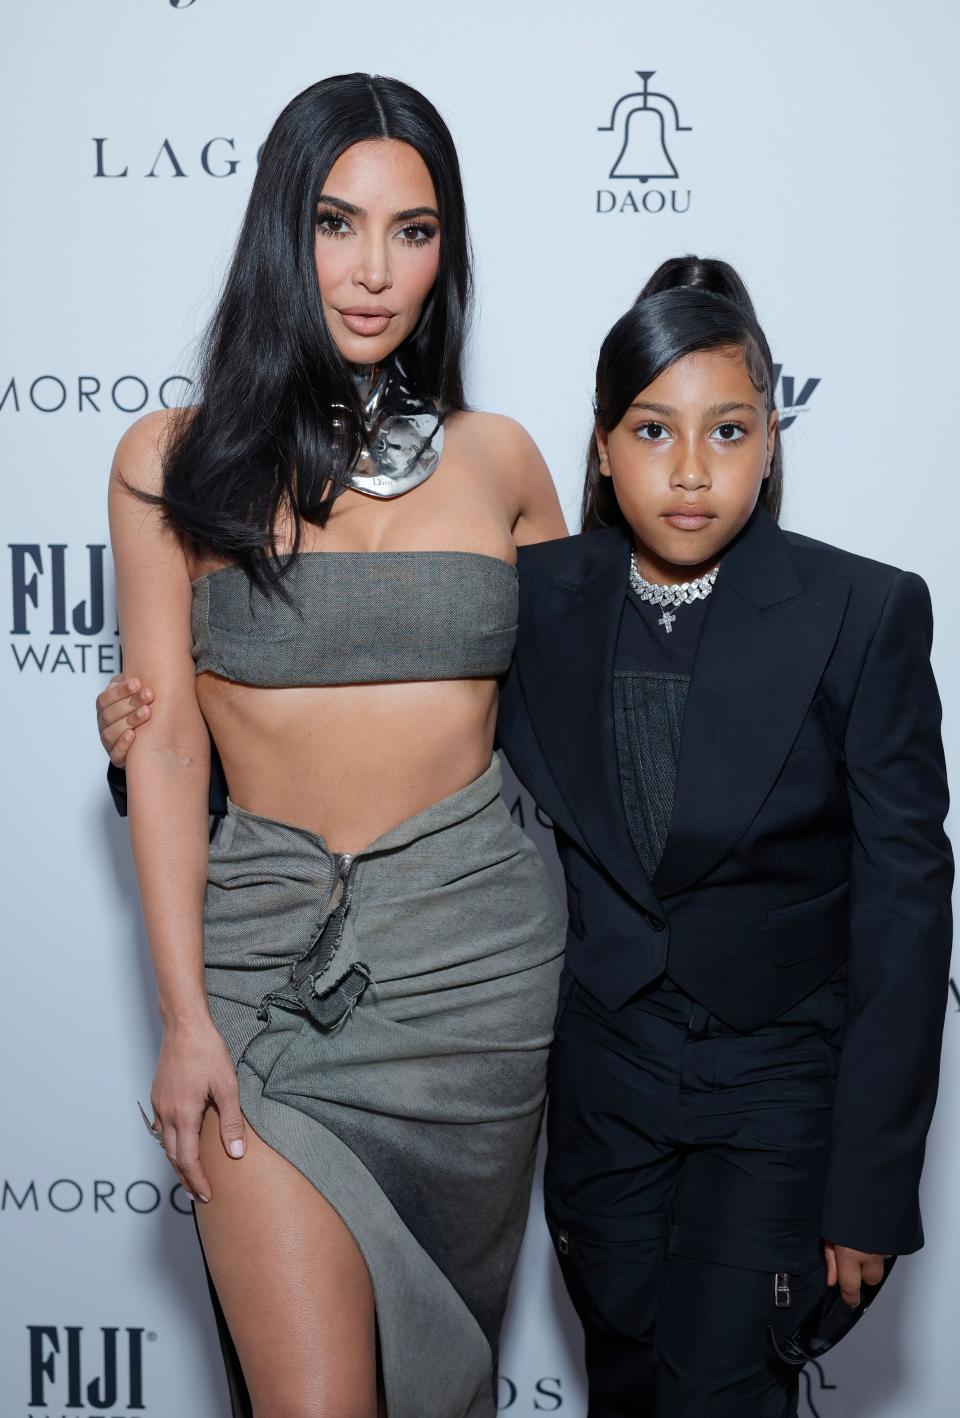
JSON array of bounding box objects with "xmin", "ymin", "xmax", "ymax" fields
[{"xmin": 496, "ymin": 504, "xmax": 953, "ymax": 1256}]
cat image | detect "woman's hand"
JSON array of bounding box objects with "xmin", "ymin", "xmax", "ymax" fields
[
  {"xmin": 97, "ymin": 675, "xmax": 154, "ymax": 765},
  {"xmin": 823, "ymin": 1241, "xmax": 888, "ymax": 1307},
  {"xmin": 149, "ymin": 1015, "xmax": 247, "ymax": 1202}
]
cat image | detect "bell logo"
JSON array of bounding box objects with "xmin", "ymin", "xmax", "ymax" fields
[
  {"xmin": 596, "ymin": 71, "xmax": 692, "ymax": 215},
  {"xmin": 28, "ymin": 1325, "xmax": 149, "ymax": 1411},
  {"xmin": 600, "ymin": 70, "xmax": 692, "ymax": 182}
]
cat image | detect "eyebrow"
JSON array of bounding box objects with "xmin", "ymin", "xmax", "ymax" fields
[
  {"xmin": 316, "ymin": 194, "xmax": 440, "ymax": 222},
  {"xmin": 628, "ymin": 400, "xmax": 761, "ymax": 417}
]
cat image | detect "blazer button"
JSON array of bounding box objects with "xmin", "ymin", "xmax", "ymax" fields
[{"xmin": 648, "ymin": 915, "xmax": 666, "ymax": 932}]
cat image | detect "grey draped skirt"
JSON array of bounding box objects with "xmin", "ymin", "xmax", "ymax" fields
[{"xmin": 201, "ymin": 756, "xmax": 565, "ymax": 1417}]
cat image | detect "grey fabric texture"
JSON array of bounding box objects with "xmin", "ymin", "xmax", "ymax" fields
[
  {"xmin": 203, "ymin": 755, "xmax": 565, "ymax": 1417},
  {"xmin": 613, "ymin": 670, "xmax": 690, "ymax": 878},
  {"xmin": 191, "ymin": 551, "xmax": 519, "ymax": 686}
]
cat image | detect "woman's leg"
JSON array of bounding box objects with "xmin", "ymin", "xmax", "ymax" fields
[{"xmin": 195, "ymin": 1105, "xmax": 379, "ymax": 1418}]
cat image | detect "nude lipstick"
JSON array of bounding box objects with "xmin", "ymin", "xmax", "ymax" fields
[
  {"xmin": 338, "ymin": 307, "xmax": 394, "ymax": 337},
  {"xmin": 662, "ymin": 506, "xmax": 716, "ymax": 532}
]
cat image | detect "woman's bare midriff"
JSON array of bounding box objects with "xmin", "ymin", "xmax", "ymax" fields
[
  {"xmin": 187, "ymin": 415, "xmax": 527, "ymax": 852},
  {"xmin": 197, "ymin": 674, "xmax": 499, "ymax": 852}
]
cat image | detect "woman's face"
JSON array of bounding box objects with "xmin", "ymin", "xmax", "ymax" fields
[
  {"xmin": 597, "ymin": 345, "xmax": 777, "ymax": 582},
  {"xmin": 314, "ymin": 138, "xmax": 441, "ymax": 366}
]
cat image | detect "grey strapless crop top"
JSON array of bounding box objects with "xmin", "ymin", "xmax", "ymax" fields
[{"xmin": 190, "ymin": 551, "xmax": 519, "ymax": 687}]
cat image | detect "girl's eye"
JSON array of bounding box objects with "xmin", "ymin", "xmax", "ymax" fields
[
  {"xmin": 714, "ymin": 422, "xmax": 746, "ymax": 442},
  {"xmin": 636, "ymin": 422, "xmax": 669, "ymax": 442},
  {"xmin": 316, "ymin": 211, "xmax": 352, "ymax": 239},
  {"xmin": 396, "ymin": 222, "xmax": 438, "ymax": 248}
]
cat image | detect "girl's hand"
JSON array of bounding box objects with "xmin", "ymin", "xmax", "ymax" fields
[
  {"xmin": 97, "ymin": 675, "xmax": 154, "ymax": 765},
  {"xmin": 823, "ymin": 1241, "xmax": 888, "ymax": 1308},
  {"xmin": 149, "ymin": 1016, "xmax": 247, "ymax": 1202}
]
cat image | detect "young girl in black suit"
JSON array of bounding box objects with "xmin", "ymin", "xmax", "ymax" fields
[{"xmin": 497, "ymin": 256, "xmax": 953, "ymax": 1415}]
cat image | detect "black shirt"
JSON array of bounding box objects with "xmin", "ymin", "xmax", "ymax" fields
[{"xmin": 613, "ymin": 588, "xmax": 709, "ymax": 877}]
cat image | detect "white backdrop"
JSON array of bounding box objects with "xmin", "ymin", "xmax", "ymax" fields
[{"xmin": 3, "ymin": 2, "xmax": 958, "ymax": 1415}]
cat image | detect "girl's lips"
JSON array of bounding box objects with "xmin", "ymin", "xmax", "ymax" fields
[
  {"xmin": 339, "ymin": 310, "xmax": 393, "ymax": 337},
  {"xmin": 663, "ymin": 511, "xmax": 715, "ymax": 531}
]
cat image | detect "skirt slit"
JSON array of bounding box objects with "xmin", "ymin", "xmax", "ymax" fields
[{"xmin": 199, "ymin": 757, "xmax": 565, "ymax": 1418}]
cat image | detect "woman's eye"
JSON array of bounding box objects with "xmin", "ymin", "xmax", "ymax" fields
[
  {"xmin": 396, "ymin": 222, "xmax": 437, "ymax": 248},
  {"xmin": 636, "ymin": 422, "xmax": 669, "ymax": 441},
  {"xmin": 714, "ymin": 422, "xmax": 746, "ymax": 442},
  {"xmin": 316, "ymin": 212, "xmax": 351, "ymax": 239}
]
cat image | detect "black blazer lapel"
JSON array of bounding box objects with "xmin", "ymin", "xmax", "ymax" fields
[
  {"xmin": 516, "ymin": 528, "xmax": 662, "ymax": 916},
  {"xmin": 653, "ymin": 508, "xmax": 850, "ymax": 897}
]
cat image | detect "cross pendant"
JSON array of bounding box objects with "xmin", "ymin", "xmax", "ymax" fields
[{"xmin": 658, "ymin": 608, "xmax": 676, "ymax": 634}]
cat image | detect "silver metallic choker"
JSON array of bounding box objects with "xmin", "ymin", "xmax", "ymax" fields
[
  {"xmin": 629, "ymin": 552, "xmax": 718, "ymax": 634},
  {"xmin": 345, "ymin": 361, "xmax": 445, "ymax": 499}
]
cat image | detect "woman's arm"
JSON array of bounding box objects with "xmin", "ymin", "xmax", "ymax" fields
[
  {"xmin": 110, "ymin": 413, "xmax": 245, "ymax": 1198},
  {"xmin": 111, "ymin": 414, "xmax": 211, "ymax": 1021},
  {"xmin": 509, "ymin": 425, "xmax": 568, "ymax": 546},
  {"xmin": 97, "ymin": 675, "xmax": 228, "ymax": 819},
  {"xmin": 477, "ymin": 414, "xmax": 569, "ymax": 546}
]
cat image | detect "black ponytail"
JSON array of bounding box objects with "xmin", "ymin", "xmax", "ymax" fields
[{"xmin": 581, "ymin": 255, "xmax": 783, "ymax": 533}]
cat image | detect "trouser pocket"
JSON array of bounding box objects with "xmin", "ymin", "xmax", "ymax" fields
[{"xmin": 545, "ymin": 1207, "xmax": 665, "ymax": 1342}]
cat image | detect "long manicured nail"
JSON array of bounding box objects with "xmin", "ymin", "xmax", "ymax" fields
[
  {"xmin": 184, "ymin": 1189, "xmax": 197, "ymax": 1201},
  {"xmin": 197, "ymin": 1194, "xmax": 210, "ymax": 1204},
  {"xmin": 229, "ymin": 1140, "xmax": 245, "ymax": 1158}
]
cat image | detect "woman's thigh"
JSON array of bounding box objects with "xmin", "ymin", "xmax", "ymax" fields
[{"xmin": 195, "ymin": 1106, "xmax": 378, "ymax": 1418}]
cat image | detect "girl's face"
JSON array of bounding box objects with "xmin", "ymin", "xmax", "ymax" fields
[
  {"xmin": 314, "ymin": 138, "xmax": 442, "ymax": 366},
  {"xmin": 597, "ymin": 346, "xmax": 777, "ymax": 583}
]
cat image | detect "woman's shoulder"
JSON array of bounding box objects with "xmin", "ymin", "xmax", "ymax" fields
[
  {"xmin": 447, "ymin": 409, "xmax": 544, "ymax": 482},
  {"xmin": 448, "ymin": 409, "xmax": 534, "ymax": 450},
  {"xmin": 110, "ymin": 407, "xmax": 183, "ymax": 495},
  {"xmin": 447, "ymin": 410, "xmax": 567, "ymax": 538}
]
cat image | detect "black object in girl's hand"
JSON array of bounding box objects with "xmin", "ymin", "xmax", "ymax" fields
[{"xmin": 768, "ymin": 1256, "xmax": 897, "ymax": 1366}]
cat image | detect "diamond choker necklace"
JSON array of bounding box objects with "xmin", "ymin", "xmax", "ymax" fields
[
  {"xmin": 344, "ymin": 360, "xmax": 445, "ymax": 499},
  {"xmin": 628, "ymin": 554, "xmax": 719, "ymax": 606},
  {"xmin": 629, "ymin": 553, "xmax": 719, "ymax": 634}
]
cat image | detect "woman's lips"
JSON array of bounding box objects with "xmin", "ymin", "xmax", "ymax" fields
[
  {"xmin": 662, "ymin": 510, "xmax": 715, "ymax": 531},
  {"xmin": 338, "ymin": 308, "xmax": 394, "ymax": 337}
]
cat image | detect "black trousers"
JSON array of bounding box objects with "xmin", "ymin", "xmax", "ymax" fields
[{"xmin": 544, "ymin": 972, "xmax": 846, "ymax": 1418}]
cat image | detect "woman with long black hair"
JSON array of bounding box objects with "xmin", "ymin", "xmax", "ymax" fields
[{"xmin": 103, "ymin": 73, "xmax": 566, "ymax": 1417}]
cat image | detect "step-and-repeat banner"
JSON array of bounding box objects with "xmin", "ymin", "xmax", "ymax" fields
[{"xmin": 4, "ymin": 2, "xmax": 958, "ymax": 1415}]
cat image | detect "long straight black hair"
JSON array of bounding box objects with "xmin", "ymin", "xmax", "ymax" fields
[
  {"xmin": 153, "ymin": 74, "xmax": 472, "ymax": 589},
  {"xmin": 581, "ymin": 255, "xmax": 783, "ymax": 533}
]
